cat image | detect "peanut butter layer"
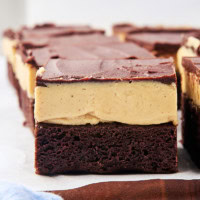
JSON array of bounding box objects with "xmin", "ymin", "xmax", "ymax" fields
[
  {"xmin": 2, "ymin": 37, "xmax": 17, "ymax": 66},
  {"xmin": 177, "ymin": 36, "xmax": 200, "ymax": 91},
  {"xmin": 2, "ymin": 24, "xmax": 106, "ymax": 97},
  {"xmin": 182, "ymin": 57, "xmax": 200, "ymax": 106},
  {"xmin": 3, "ymin": 32, "xmax": 154, "ymax": 98},
  {"xmin": 35, "ymin": 59, "xmax": 178, "ymax": 126}
]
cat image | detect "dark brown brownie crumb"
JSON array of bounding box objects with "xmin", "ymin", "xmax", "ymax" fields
[
  {"xmin": 182, "ymin": 94, "xmax": 200, "ymax": 167},
  {"xmin": 35, "ymin": 122, "xmax": 177, "ymax": 175}
]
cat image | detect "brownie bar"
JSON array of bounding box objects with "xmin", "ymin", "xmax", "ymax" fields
[
  {"xmin": 182, "ymin": 95, "xmax": 200, "ymax": 167},
  {"xmin": 181, "ymin": 57, "xmax": 200, "ymax": 167},
  {"xmin": 7, "ymin": 62, "xmax": 34, "ymax": 131},
  {"xmin": 34, "ymin": 58, "xmax": 177, "ymax": 175},
  {"xmin": 115, "ymin": 24, "xmax": 200, "ymax": 109},
  {"xmin": 3, "ymin": 24, "xmax": 155, "ymax": 134},
  {"xmin": 35, "ymin": 122, "xmax": 177, "ymax": 175},
  {"xmin": 3, "ymin": 24, "xmax": 107, "ymax": 132},
  {"xmin": 3, "ymin": 23, "xmax": 105, "ymax": 40},
  {"xmin": 126, "ymin": 32, "xmax": 184, "ymax": 109}
]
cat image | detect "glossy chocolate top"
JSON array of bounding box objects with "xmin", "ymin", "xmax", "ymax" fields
[
  {"xmin": 37, "ymin": 58, "xmax": 176, "ymax": 85},
  {"xmin": 3, "ymin": 23, "xmax": 104, "ymax": 40},
  {"xmin": 182, "ymin": 57, "xmax": 200, "ymax": 74},
  {"xmin": 18, "ymin": 35, "xmax": 155, "ymax": 68},
  {"xmin": 126, "ymin": 32, "xmax": 183, "ymax": 53},
  {"xmin": 113, "ymin": 23, "xmax": 200, "ymax": 34}
]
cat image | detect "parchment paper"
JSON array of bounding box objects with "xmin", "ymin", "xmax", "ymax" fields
[{"xmin": 0, "ymin": 56, "xmax": 199, "ymax": 191}]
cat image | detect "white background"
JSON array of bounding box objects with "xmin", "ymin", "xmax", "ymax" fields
[{"xmin": 0, "ymin": 0, "xmax": 200, "ymax": 35}]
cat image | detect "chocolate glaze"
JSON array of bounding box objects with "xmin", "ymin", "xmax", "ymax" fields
[
  {"xmin": 51, "ymin": 180, "xmax": 200, "ymax": 200},
  {"xmin": 18, "ymin": 35, "xmax": 155, "ymax": 68},
  {"xmin": 3, "ymin": 23, "xmax": 104, "ymax": 40},
  {"xmin": 112, "ymin": 23, "xmax": 139, "ymax": 34},
  {"xmin": 182, "ymin": 57, "xmax": 200, "ymax": 74},
  {"xmin": 113, "ymin": 23, "xmax": 200, "ymax": 34},
  {"xmin": 19, "ymin": 24, "xmax": 104, "ymax": 39},
  {"xmin": 37, "ymin": 58, "xmax": 176, "ymax": 85},
  {"xmin": 21, "ymin": 34, "xmax": 120, "ymax": 49},
  {"xmin": 3, "ymin": 29, "xmax": 16, "ymax": 39},
  {"xmin": 113, "ymin": 23, "xmax": 200, "ymax": 54},
  {"xmin": 126, "ymin": 32, "xmax": 183, "ymax": 53}
]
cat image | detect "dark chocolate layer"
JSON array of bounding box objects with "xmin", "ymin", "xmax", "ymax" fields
[
  {"xmin": 35, "ymin": 122, "xmax": 177, "ymax": 175},
  {"xmin": 126, "ymin": 32, "xmax": 182, "ymax": 53},
  {"xmin": 182, "ymin": 95, "xmax": 200, "ymax": 168},
  {"xmin": 113, "ymin": 23, "xmax": 200, "ymax": 34},
  {"xmin": 3, "ymin": 23, "xmax": 104, "ymax": 40},
  {"xmin": 3, "ymin": 29, "xmax": 16, "ymax": 39},
  {"xmin": 52, "ymin": 180, "xmax": 200, "ymax": 200},
  {"xmin": 113, "ymin": 23, "xmax": 200, "ymax": 54},
  {"xmin": 37, "ymin": 58, "xmax": 176, "ymax": 84},
  {"xmin": 19, "ymin": 37, "xmax": 155, "ymax": 68},
  {"xmin": 182, "ymin": 57, "xmax": 200, "ymax": 74}
]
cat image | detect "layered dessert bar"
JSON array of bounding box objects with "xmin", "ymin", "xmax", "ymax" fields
[
  {"xmin": 181, "ymin": 57, "xmax": 200, "ymax": 167},
  {"xmin": 34, "ymin": 58, "xmax": 178, "ymax": 175},
  {"xmin": 177, "ymin": 35, "xmax": 200, "ymax": 77},
  {"xmin": 2, "ymin": 24, "xmax": 105, "ymax": 130},
  {"xmin": 113, "ymin": 23, "xmax": 200, "ymax": 43},
  {"xmin": 3, "ymin": 24, "xmax": 154, "ymax": 132},
  {"xmin": 113, "ymin": 23, "xmax": 200, "ymax": 108}
]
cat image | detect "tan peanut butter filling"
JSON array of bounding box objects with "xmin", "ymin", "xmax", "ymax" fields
[
  {"xmin": 2, "ymin": 37, "xmax": 36, "ymax": 98},
  {"xmin": 182, "ymin": 68, "xmax": 200, "ymax": 106},
  {"xmin": 177, "ymin": 36, "xmax": 200, "ymax": 92},
  {"xmin": 3, "ymin": 37, "xmax": 178, "ymax": 126},
  {"xmin": 35, "ymin": 81, "xmax": 178, "ymax": 126},
  {"xmin": 114, "ymin": 32, "xmax": 126, "ymax": 42},
  {"xmin": 2, "ymin": 37, "xmax": 17, "ymax": 67}
]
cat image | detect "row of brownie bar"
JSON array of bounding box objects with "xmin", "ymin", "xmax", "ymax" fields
[
  {"xmin": 3, "ymin": 22, "xmax": 193, "ymax": 175},
  {"xmin": 113, "ymin": 23, "xmax": 200, "ymax": 169}
]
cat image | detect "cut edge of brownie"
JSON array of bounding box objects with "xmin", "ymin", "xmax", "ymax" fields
[
  {"xmin": 35, "ymin": 122, "xmax": 177, "ymax": 175},
  {"xmin": 7, "ymin": 62, "xmax": 35, "ymax": 132},
  {"xmin": 182, "ymin": 94, "xmax": 200, "ymax": 167}
]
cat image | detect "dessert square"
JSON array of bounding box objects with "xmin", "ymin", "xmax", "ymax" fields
[
  {"xmin": 34, "ymin": 58, "xmax": 178, "ymax": 174},
  {"xmin": 113, "ymin": 23, "xmax": 200, "ymax": 109},
  {"xmin": 181, "ymin": 57, "xmax": 200, "ymax": 167},
  {"xmin": 3, "ymin": 24, "xmax": 154, "ymax": 132}
]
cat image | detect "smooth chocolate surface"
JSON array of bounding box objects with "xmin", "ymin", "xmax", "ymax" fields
[
  {"xmin": 52, "ymin": 180, "xmax": 200, "ymax": 200},
  {"xmin": 35, "ymin": 122, "xmax": 177, "ymax": 175},
  {"xmin": 113, "ymin": 23, "xmax": 200, "ymax": 34},
  {"xmin": 18, "ymin": 37, "xmax": 155, "ymax": 68},
  {"xmin": 126, "ymin": 32, "xmax": 183, "ymax": 53},
  {"xmin": 37, "ymin": 58, "xmax": 176, "ymax": 84},
  {"xmin": 3, "ymin": 23, "xmax": 104, "ymax": 40},
  {"xmin": 21, "ymin": 34, "xmax": 119, "ymax": 49}
]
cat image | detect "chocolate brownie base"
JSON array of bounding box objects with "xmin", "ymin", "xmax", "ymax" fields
[
  {"xmin": 35, "ymin": 122, "xmax": 177, "ymax": 175},
  {"xmin": 182, "ymin": 95, "xmax": 200, "ymax": 168},
  {"xmin": 7, "ymin": 62, "xmax": 35, "ymax": 132}
]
